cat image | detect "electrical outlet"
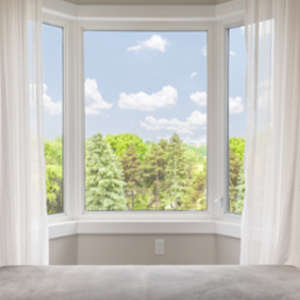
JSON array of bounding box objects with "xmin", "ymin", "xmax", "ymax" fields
[{"xmin": 155, "ymin": 239, "xmax": 165, "ymax": 255}]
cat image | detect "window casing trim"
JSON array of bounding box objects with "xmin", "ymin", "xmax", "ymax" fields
[
  {"xmin": 81, "ymin": 25, "xmax": 211, "ymax": 217},
  {"xmin": 224, "ymin": 21, "xmax": 246, "ymax": 215},
  {"xmin": 43, "ymin": 14, "xmax": 68, "ymax": 217}
]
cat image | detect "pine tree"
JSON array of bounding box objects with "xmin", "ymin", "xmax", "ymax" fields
[
  {"xmin": 85, "ymin": 134, "xmax": 126, "ymax": 211},
  {"xmin": 165, "ymin": 133, "xmax": 187, "ymax": 209},
  {"xmin": 143, "ymin": 141, "xmax": 168, "ymax": 210},
  {"xmin": 121, "ymin": 144, "xmax": 142, "ymax": 209}
]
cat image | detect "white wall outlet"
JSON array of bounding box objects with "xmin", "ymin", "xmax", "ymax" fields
[{"xmin": 155, "ymin": 239, "xmax": 165, "ymax": 255}]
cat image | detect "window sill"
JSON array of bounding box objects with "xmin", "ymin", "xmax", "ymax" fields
[{"xmin": 48, "ymin": 219, "xmax": 241, "ymax": 239}]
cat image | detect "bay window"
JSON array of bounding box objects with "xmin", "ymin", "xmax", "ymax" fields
[{"xmin": 42, "ymin": 1, "xmax": 246, "ymax": 231}]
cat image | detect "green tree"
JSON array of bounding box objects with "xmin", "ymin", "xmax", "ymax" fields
[
  {"xmin": 164, "ymin": 134, "xmax": 187, "ymax": 209},
  {"xmin": 44, "ymin": 138, "xmax": 63, "ymax": 214},
  {"xmin": 85, "ymin": 134, "xmax": 126, "ymax": 210},
  {"xmin": 182, "ymin": 147, "xmax": 207, "ymax": 210},
  {"xmin": 121, "ymin": 144, "xmax": 143, "ymax": 209},
  {"xmin": 45, "ymin": 132, "xmax": 247, "ymax": 213},
  {"xmin": 143, "ymin": 140, "xmax": 168, "ymax": 210},
  {"xmin": 105, "ymin": 134, "xmax": 148, "ymax": 160},
  {"xmin": 229, "ymin": 137, "xmax": 245, "ymax": 214}
]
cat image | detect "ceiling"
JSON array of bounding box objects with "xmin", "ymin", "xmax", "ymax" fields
[{"xmin": 64, "ymin": 0, "xmax": 230, "ymax": 5}]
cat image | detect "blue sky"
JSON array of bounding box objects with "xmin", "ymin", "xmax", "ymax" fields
[
  {"xmin": 228, "ymin": 27, "xmax": 246, "ymax": 138},
  {"xmin": 42, "ymin": 26, "xmax": 245, "ymax": 144},
  {"xmin": 42, "ymin": 24, "xmax": 63, "ymax": 140}
]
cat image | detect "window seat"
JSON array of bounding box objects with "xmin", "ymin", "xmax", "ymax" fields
[{"xmin": 1, "ymin": 265, "xmax": 300, "ymax": 299}]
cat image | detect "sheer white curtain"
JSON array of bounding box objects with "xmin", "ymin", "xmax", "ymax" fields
[
  {"xmin": 0, "ymin": 0, "xmax": 48, "ymax": 265},
  {"xmin": 241, "ymin": 0, "xmax": 300, "ymax": 266}
]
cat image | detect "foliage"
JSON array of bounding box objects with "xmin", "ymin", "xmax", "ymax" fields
[
  {"xmin": 228, "ymin": 137, "xmax": 245, "ymax": 214},
  {"xmin": 85, "ymin": 134, "xmax": 126, "ymax": 210},
  {"xmin": 44, "ymin": 133, "xmax": 245, "ymax": 214},
  {"xmin": 44, "ymin": 138, "xmax": 63, "ymax": 214},
  {"xmin": 121, "ymin": 144, "xmax": 143, "ymax": 209},
  {"xmin": 105, "ymin": 134, "xmax": 149, "ymax": 160},
  {"xmin": 143, "ymin": 141, "xmax": 169, "ymax": 210},
  {"xmin": 164, "ymin": 134, "xmax": 188, "ymax": 209}
]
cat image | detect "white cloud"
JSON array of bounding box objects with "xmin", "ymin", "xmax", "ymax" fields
[
  {"xmin": 32, "ymin": 81, "xmax": 112, "ymax": 116},
  {"xmin": 85, "ymin": 78, "xmax": 112, "ymax": 115},
  {"xmin": 118, "ymin": 85, "xmax": 177, "ymax": 111},
  {"xmin": 30, "ymin": 84, "xmax": 62, "ymax": 115},
  {"xmin": 141, "ymin": 116, "xmax": 192, "ymax": 135},
  {"xmin": 229, "ymin": 96, "xmax": 244, "ymax": 114},
  {"xmin": 140, "ymin": 110, "xmax": 206, "ymax": 135},
  {"xmin": 42, "ymin": 85, "xmax": 62, "ymax": 115},
  {"xmin": 190, "ymin": 72, "xmax": 198, "ymax": 79},
  {"xmin": 187, "ymin": 110, "xmax": 206, "ymax": 126},
  {"xmin": 127, "ymin": 34, "xmax": 168, "ymax": 53},
  {"xmin": 183, "ymin": 135, "xmax": 206, "ymax": 146},
  {"xmin": 190, "ymin": 91, "xmax": 207, "ymax": 107},
  {"xmin": 30, "ymin": 84, "xmax": 61, "ymax": 115},
  {"xmin": 156, "ymin": 134, "xmax": 206, "ymax": 146}
]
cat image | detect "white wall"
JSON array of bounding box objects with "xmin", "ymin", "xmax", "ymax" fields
[
  {"xmin": 216, "ymin": 235, "xmax": 240, "ymax": 264},
  {"xmin": 49, "ymin": 235, "xmax": 77, "ymax": 265},
  {"xmin": 49, "ymin": 234, "xmax": 240, "ymax": 265}
]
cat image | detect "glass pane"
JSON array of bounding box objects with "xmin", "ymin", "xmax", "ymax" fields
[
  {"xmin": 84, "ymin": 31, "xmax": 207, "ymax": 211},
  {"xmin": 42, "ymin": 24, "xmax": 64, "ymax": 214},
  {"xmin": 227, "ymin": 26, "xmax": 246, "ymax": 214}
]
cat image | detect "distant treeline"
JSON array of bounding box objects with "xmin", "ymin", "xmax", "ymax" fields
[{"xmin": 45, "ymin": 133, "xmax": 244, "ymax": 214}]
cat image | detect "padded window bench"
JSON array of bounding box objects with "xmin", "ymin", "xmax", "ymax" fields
[{"xmin": 1, "ymin": 265, "xmax": 300, "ymax": 299}]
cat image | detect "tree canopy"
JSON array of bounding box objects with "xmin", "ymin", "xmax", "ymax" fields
[{"xmin": 44, "ymin": 133, "xmax": 245, "ymax": 214}]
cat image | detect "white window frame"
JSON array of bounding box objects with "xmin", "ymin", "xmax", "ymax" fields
[
  {"xmin": 79, "ymin": 23, "xmax": 213, "ymax": 221},
  {"xmin": 222, "ymin": 17, "xmax": 245, "ymax": 220},
  {"xmin": 43, "ymin": 0, "xmax": 245, "ymax": 237},
  {"xmin": 42, "ymin": 13, "xmax": 71, "ymax": 223}
]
